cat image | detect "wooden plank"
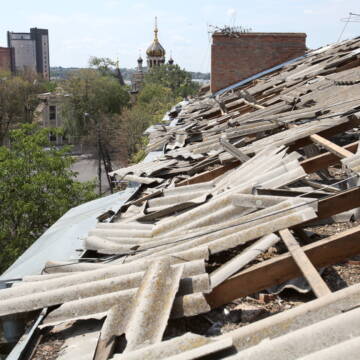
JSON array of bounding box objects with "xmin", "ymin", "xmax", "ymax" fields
[
  {"xmin": 257, "ymin": 187, "xmax": 360, "ymax": 228},
  {"xmin": 257, "ymin": 188, "xmax": 325, "ymax": 199},
  {"xmin": 206, "ymin": 225, "xmax": 360, "ymax": 308},
  {"xmin": 243, "ymin": 99, "xmax": 265, "ymax": 110},
  {"xmin": 302, "ymin": 186, "xmax": 360, "ymax": 224},
  {"xmin": 279, "ymin": 229, "xmax": 331, "ymax": 297},
  {"xmin": 310, "ymin": 134, "xmax": 354, "ymax": 158},
  {"xmin": 291, "ymin": 186, "xmax": 360, "ymax": 228},
  {"xmin": 300, "ymin": 141, "xmax": 358, "ymax": 174},
  {"xmin": 288, "ymin": 117, "xmax": 360, "ymax": 152}
]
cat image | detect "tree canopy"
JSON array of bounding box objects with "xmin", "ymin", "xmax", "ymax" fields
[
  {"xmin": 89, "ymin": 56, "xmax": 117, "ymax": 76},
  {"xmin": 62, "ymin": 69, "xmax": 130, "ymax": 138},
  {"xmin": 0, "ymin": 125, "xmax": 97, "ymax": 273},
  {"xmin": 120, "ymin": 65, "xmax": 200, "ymax": 162},
  {"xmin": 0, "ymin": 71, "xmax": 50, "ymax": 145},
  {"xmin": 144, "ymin": 64, "xmax": 200, "ymax": 98}
]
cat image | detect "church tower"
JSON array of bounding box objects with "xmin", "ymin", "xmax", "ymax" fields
[
  {"xmin": 146, "ymin": 17, "xmax": 166, "ymax": 68},
  {"xmin": 131, "ymin": 53, "xmax": 145, "ymax": 93}
]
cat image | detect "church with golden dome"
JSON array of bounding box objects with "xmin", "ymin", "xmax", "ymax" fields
[
  {"xmin": 131, "ymin": 17, "xmax": 174, "ymax": 93},
  {"xmin": 146, "ymin": 17, "xmax": 166, "ymax": 68}
]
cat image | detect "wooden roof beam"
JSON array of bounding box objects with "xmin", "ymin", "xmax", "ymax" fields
[
  {"xmin": 206, "ymin": 225, "xmax": 360, "ymax": 308},
  {"xmin": 279, "ymin": 229, "xmax": 331, "ymax": 298}
]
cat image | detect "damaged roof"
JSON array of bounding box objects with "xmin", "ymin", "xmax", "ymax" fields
[{"xmin": 2, "ymin": 36, "xmax": 360, "ymax": 360}]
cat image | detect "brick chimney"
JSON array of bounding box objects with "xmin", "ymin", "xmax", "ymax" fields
[{"xmin": 211, "ymin": 32, "xmax": 307, "ymax": 93}]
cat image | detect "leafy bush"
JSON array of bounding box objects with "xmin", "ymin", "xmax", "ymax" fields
[{"xmin": 0, "ymin": 125, "xmax": 97, "ymax": 273}]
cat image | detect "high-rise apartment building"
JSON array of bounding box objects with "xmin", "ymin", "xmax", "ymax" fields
[
  {"xmin": 7, "ymin": 28, "xmax": 50, "ymax": 79},
  {"xmin": 30, "ymin": 28, "xmax": 50, "ymax": 79}
]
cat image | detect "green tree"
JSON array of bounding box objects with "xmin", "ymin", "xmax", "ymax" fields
[
  {"xmin": 121, "ymin": 83, "xmax": 177, "ymax": 160},
  {"xmin": 89, "ymin": 56, "xmax": 125, "ymax": 85},
  {"xmin": 119, "ymin": 65, "xmax": 200, "ymax": 162},
  {"xmin": 62, "ymin": 69, "xmax": 129, "ymax": 138},
  {"xmin": 0, "ymin": 71, "xmax": 48, "ymax": 145},
  {"xmin": 0, "ymin": 124, "xmax": 97, "ymax": 273},
  {"xmin": 144, "ymin": 64, "xmax": 200, "ymax": 98},
  {"xmin": 89, "ymin": 56, "xmax": 116, "ymax": 76}
]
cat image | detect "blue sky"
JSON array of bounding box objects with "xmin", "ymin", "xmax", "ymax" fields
[{"xmin": 0, "ymin": 0, "xmax": 359, "ymax": 72}]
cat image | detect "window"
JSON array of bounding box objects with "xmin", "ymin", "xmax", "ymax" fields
[{"xmin": 49, "ymin": 105, "xmax": 56, "ymax": 121}]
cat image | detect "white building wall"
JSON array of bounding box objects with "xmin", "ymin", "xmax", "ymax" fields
[{"xmin": 10, "ymin": 39, "xmax": 36, "ymax": 72}]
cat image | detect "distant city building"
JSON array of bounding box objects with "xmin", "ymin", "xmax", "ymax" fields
[
  {"xmin": 0, "ymin": 47, "xmax": 12, "ymax": 72},
  {"xmin": 7, "ymin": 28, "xmax": 50, "ymax": 79},
  {"xmin": 30, "ymin": 28, "xmax": 50, "ymax": 79},
  {"xmin": 34, "ymin": 88, "xmax": 70, "ymax": 146},
  {"xmin": 146, "ymin": 17, "xmax": 166, "ymax": 68}
]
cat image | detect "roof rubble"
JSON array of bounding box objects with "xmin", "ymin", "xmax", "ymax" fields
[{"xmin": 2, "ymin": 36, "xmax": 360, "ymax": 360}]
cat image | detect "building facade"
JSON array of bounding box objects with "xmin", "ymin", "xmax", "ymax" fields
[
  {"xmin": 30, "ymin": 28, "xmax": 50, "ymax": 80},
  {"xmin": 7, "ymin": 28, "xmax": 50, "ymax": 79},
  {"xmin": 34, "ymin": 88, "xmax": 70, "ymax": 146},
  {"xmin": 0, "ymin": 47, "xmax": 12, "ymax": 72}
]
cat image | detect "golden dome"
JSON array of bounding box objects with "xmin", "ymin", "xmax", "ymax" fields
[{"xmin": 146, "ymin": 17, "xmax": 166, "ymax": 58}]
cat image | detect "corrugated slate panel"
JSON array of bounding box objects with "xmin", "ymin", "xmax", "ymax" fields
[
  {"xmin": 115, "ymin": 334, "xmax": 232, "ymax": 360},
  {"xmin": 123, "ymin": 259, "xmax": 183, "ymax": 352},
  {"xmin": 226, "ymin": 306, "xmax": 360, "ymax": 360}
]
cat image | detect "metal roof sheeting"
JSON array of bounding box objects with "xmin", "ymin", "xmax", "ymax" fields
[{"xmin": 0, "ymin": 188, "xmax": 140, "ymax": 281}]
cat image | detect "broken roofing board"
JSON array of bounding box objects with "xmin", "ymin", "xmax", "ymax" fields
[
  {"xmin": 112, "ymin": 334, "xmax": 233, "ymax": 360},
  {"xmin": 213, "ymin": 55, "xmax": 306, "ymax": 97},
  {"xmin": 110, "ymin": 285, "xmax": 360, "ymax": 360},
  {"xmin": 40, "ymin": 291, "xmax": 211, "ymax": 329},
  {"xmin": 123, "ymin": 259, "xmax": 183, "ymax": 352},
  {"xmin": 3, "ymin": 37, "xmax": 360, "ymax": 360},
  {"xmin": 94, "ymin": 259, "xmax": 184, "ymax": 358},
  {"xmin": 226, "ymin": 306, "xmax": 360, "ymax": 360},
  {"xmin": 0, "ymin": 259, "xmax": 209, "ymax": 316}
]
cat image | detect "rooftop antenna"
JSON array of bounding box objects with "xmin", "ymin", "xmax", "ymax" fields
[
  {"xmin": 338, "ymin": 12, "xmax": 360, "ymax": 42},
  {"xmin": 228, "ymin": 9, "xmax": 237, "ymax": 28}
]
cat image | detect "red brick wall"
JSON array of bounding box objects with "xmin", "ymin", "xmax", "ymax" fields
[
  {"xmin": 0, "ymin": 47, "xmax": 11, "ymax": 72},
  {"xmin": 211, "ymin": 32, "xmax": 306, "ymax": 93}
]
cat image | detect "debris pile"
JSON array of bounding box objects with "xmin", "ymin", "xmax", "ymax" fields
[{"xmin": 1, "ymin": 37, "xmax": 360, "ymax": 359}]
